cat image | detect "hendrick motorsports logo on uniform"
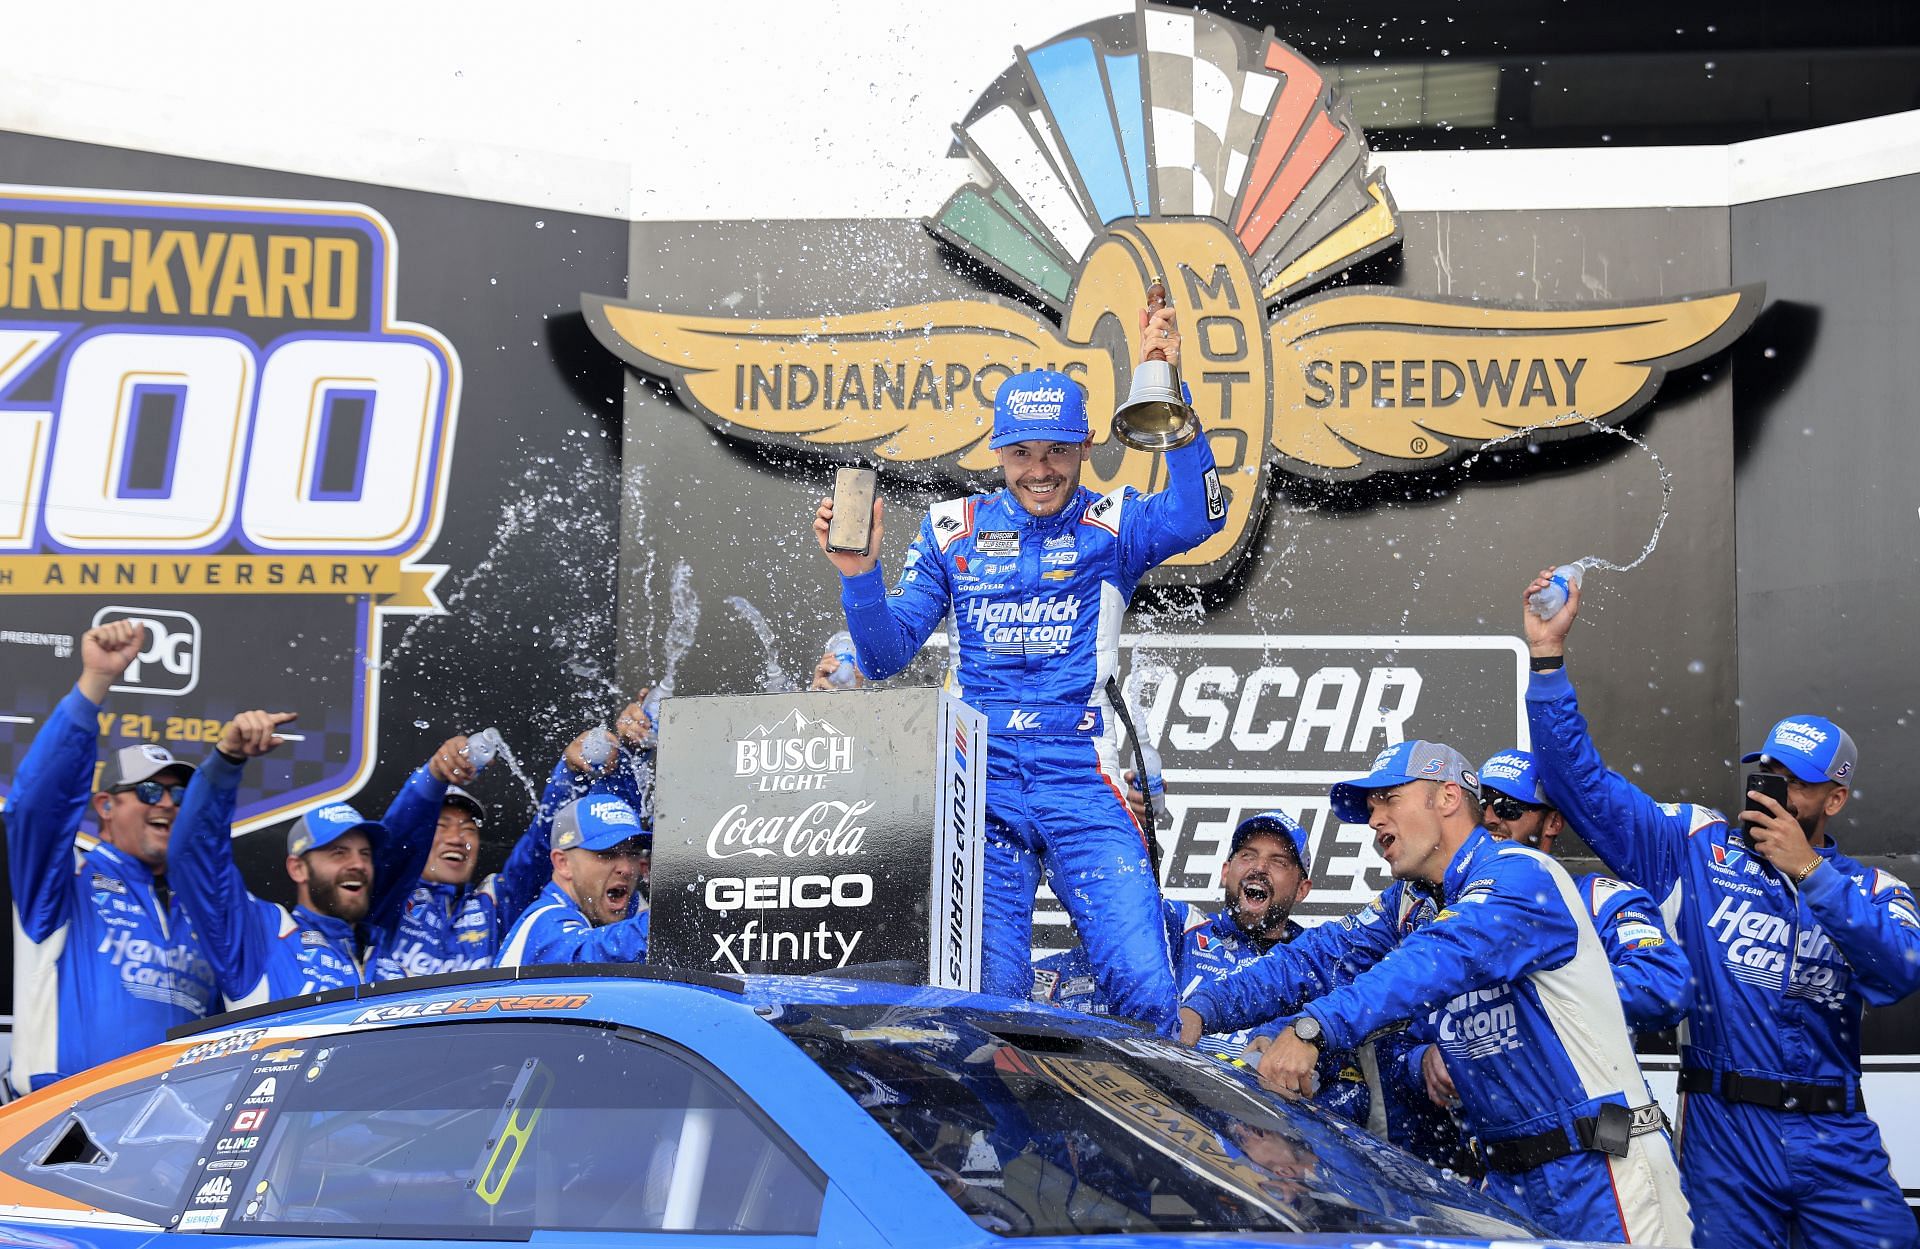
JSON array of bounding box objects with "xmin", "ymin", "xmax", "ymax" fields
[{"xmin": 584, "ymin": 4, "xmax": 1760, "ymax": 585}]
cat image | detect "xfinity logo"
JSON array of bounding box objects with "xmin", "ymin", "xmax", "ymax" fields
[{"xmin": 93, "ymin": 605, "xmax": 200, "ymax": 696}]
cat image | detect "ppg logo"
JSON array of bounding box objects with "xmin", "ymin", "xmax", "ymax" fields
[{"xmin": 92, "ymin": 606, "xmax": 200, "ymax": 696}]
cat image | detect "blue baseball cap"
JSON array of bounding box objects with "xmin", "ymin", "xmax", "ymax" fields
[
  {"xmin": 1329, "ymin": 740, "xmax": 1480, "ymax": 826},
  {"xmin": 1229, "ymin": 810, "xmax": 1311, "ymax": 873},
  {"xmin": 1478, "ymin": 750, "xmax": 1548, "ymax": 805},
  {"xmin": 990, "ymin": 369, "xmax": 1090, "ymax": 449},
  {"xmin": 288, "ymin": 803, "xmax": 382, "ymax": 856},
  {"xmin": 553, "ymin": 794, "xmax": 647, "ymax": 852},
  {"xmin": 1742, "ymin": 715, "xmax": 1857, "ymax": 785}
]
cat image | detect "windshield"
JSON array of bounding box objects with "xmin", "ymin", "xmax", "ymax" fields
[{"xmin": 773, "ymin": 1003, "xmax": 1536, "ymax": 1238}]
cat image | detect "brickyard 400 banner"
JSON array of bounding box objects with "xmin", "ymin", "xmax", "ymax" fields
[{"xmin": 0, "ymin": 186, "xmax": 460, "ymax": 829}]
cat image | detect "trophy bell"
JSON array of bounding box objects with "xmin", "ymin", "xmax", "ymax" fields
[{"xmin": 1111, "ymin": 359, "xmax": 1202, "ymax": 453}]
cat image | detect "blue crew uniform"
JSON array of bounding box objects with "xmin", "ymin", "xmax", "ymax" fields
[
  {"xmin": 839, "ymin": 370, "xmax": 1225, "ymax": 1032},
  {"xmin": 1528, "ymin": 668, "xmax": 1920, "ymax": 1248},
  {"xmin": 171, "ymin": 754, "xmax": 439, "ymax": 1007},
  {"xmin": 367, "ymin": 777, "xmax": 554, "ymax": 980},
  {"xmin": 494, "ymin": 794, "xmax": 650, "ymax": 967},
  {"xmin": 4, "ymin": 689, "xmax": 217, "ymax": 1092},
  {"xmin": 1184, "ymin": 741, "xmax": 1690, "ymax": 1244}
]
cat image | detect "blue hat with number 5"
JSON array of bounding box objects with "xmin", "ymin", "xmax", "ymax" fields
[
  {"xmin": 288, "ymin": 803, "xmax": 382, "ymax": 856},
  {"xmin": 1329, "ymin": 739, "xmax": 1480, "ymax": 826},
  {"xmin": 1742, "ymin": 715, "xmax": 1857, "ymax": 785},
  {"xmin": 990, "ymin": 370, "xmax": 1089, "ymax": 449}
]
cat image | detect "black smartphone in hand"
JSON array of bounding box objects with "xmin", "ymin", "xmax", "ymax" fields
[{"xmin": 1742, "ymin": 771, "xmax": 1790, "ymax": 823}]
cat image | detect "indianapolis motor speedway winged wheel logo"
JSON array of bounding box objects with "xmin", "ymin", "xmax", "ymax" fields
[{"xmin": 585, "ymin": 4, "xmax": 1760, "ymax": 580}]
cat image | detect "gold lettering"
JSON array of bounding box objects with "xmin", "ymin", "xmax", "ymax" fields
[
  {"xmin": 265, "ymin": 236, "xmax": 312, "ymax": 319},
  {"xmin": 311, "ymin": 238, "xmax": 358, "ymax": 321},
  {"xmin": 82, "ymin": 227, "xmax": 131, "ymax": 312},
  {"xmin": 211, "ymin": 233, "xmax": 264, "ymax": 318},
  {"xmin": 175, "ymin": 231, "xmax": 228, "ymax": 316},
  {"xmin": 60, "ymin": 226, "xmax": 84, "ymax": 310},
  {"xmin": 11, "ymin": 224, "xmax": 60, "ymax": 311},
  {"xmin": 129, "ymin": 228, "xmax": 182, "ymax": 314}
]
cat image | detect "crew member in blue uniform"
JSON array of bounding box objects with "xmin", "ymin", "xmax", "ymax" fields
[
  {"xmin": 814, "ymin": 299, "xmax": 1226, "ymax": 1033},
  {"xmin": 495, "ymin": 794, "xmax": 650, "ymax": 967},
  {"xmin": 5, "ymin": 619, "xmax": 218, "ymax": 1093},
  {"xmin": 368, "ymin": 734, "xmax": 555, "ymax": 980},
  {"xmin": 1522, "ymin": 568, "xmax": 1920, "ymax": 1249},
  {"xmin": 170, "ymin": 709, "xmax": 443, "ymax": 1007},
  {"xmin": 1179, "ymin": 739, "xmax": 1692, "ymax": 1244}
]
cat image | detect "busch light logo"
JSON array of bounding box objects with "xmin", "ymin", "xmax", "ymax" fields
[
  {"xmin": 734, "ymin": 708, "xmax": 853, "ymax": 793},
  {"xmin": 93, "ymin": 605, "xmax": 199, "ymax": 696},
  {"xmin": 965, "ymin": 594, "xmax": 1079, "ymax": 656}
]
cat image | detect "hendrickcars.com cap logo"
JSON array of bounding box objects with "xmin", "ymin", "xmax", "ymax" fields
[
  {"xmin": 584, "ymin": 4, "xmax": 1759, "ymax": 581},
  {"xmin": 0, "ymin": 185, "xmax": 461, "ymax": 828}
]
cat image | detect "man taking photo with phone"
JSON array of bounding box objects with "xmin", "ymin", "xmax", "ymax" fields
[
  {"xmin": 1522, "ymin": 568, "xmax": 1920, "ymax": 1249},
  {"xmin": 811, "ymin": 298, "xmax": 1225, "ymax": 1034}
]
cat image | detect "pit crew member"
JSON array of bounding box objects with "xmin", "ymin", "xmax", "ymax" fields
[
  {"xmin": 1179, "ymin": 740, "xmax": 1692, "ymax": 1244},
  {"xmin": 169, "ymin": 710, "xmax": 444, "ymax": 1006},
  {"xmin": 4, "ymin": 619, "xmax": 217, "ymax": 1093},
  {"xmin": 814, "ymin": 300, "xmax": 1226, "ymax": 1033},
  {"xmin": 1523, "ymin": 568, "xmax": 1920, "ymax": 1249},
  {"xmin": 495, "ymin": 794, "xmax": 650, "ymax": 967}
]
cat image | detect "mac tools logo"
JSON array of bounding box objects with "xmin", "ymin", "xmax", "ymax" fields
[
  {"xmin": 0, "ymin": 185, "xmax": 461, "ymax": 829},
  {"xmin": 583, "ymin": 4, "xmax": 1760, "ymax": 582},
  {"xmin": 733, "ymin": 707, "xmax": 854, "ymax": 792}
]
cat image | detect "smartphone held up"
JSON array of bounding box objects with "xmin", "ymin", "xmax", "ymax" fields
[{"xmin": 826, "ymin": 466, "xmax": 877, "ymax": 556}]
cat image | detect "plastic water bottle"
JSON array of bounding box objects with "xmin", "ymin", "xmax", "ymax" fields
[
  {"xmin": 1137, "ymin": 733, "xmax": 1170, "ymax": 828},
  {"xmin": 640, "ymin": 686, "xmax": 664, "ymax": 734},
  {"xmin": 579, "ymin": 726, "xmax": 617, "ymax": 771},
  {"xmin": 825, "ymin": 631, "xmax": 860, "ymax": 690},
  {"xmin": 1528, "ymin": 563, "xmax": 1585, "ymax": 621},
  {"xmin": 464, "ymin": 727, "xmax": 504, "ymax": 770}
]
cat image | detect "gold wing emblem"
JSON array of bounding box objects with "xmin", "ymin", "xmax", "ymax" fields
[
  {"xmin": 582, "ymin": 294, "xmax": 1113, "ymax": 470},
  {"xmin": 1266, "ymin": 287, "xmax": 1764, "ymax": 472}
]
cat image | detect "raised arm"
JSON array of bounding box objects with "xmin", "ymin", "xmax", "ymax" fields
[{"xmin": 834, "ymin": 510, "xmax": 952, "ymax": 680}]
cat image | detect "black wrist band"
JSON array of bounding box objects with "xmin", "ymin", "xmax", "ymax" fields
[
  {"xmin": 1529, "ymin": 655, "xmax": 1565, "ymax": 672},
  {"xmin": 217, "ymin": 748, "xmax": 245, "ymax": 765}
]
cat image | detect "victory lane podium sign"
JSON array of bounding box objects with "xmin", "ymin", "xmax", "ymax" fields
[{"xmin": 650, "ymin": 689, "xmax": 985, "ymax": 989}]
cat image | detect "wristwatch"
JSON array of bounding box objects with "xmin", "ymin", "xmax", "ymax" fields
[{"xmin": 1290, "ymin": 1016, "xmax": 1325, "ymax": 1048}]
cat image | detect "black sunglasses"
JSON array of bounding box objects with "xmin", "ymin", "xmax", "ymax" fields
[
  {"xmin": 114, "ymin": 780, "xmax": 187, "ymax": 805},
  {"xmin": 1485, "ymin": 793, "xmax": 1547, "ymax": 822}
]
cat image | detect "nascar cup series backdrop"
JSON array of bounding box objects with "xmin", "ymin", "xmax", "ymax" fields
[{"xmin": 1, "ymin": 2, "xmax": 1918, "ymax": 1107}]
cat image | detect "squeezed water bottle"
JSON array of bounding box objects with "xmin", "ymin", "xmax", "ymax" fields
[
  {"xmin": 640, "ymin": 685, "xmax": 665, "ymax": 736},
  {"xmin": 1528, "ymin": 563, "xmax": 1585, "ymax": 621},
  {"xmin": 579, "ymin": 726, "xmax": 617, "ymax": 771},
  {"xmin": 825, "ymin": 631, "xmax": 860, "ymax": 690},
  {"xmin": 464, "ymin": 727, "xmax": 504, "ymax": 770}
]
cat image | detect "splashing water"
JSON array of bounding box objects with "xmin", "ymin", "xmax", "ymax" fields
[
  {"xmin": 654, "ymin": 561, "xmax": 702, "ymax": 697},
  {"xmin": 484, "ymin": 732, "xmax": 541, "ymax": 810},
  {"xmin": 1460, "ymin": 413, "xmax": 1675, "ymax": 575},
  {"xmin": 725, "ymin": 597, "xmax": 798, "ymax": 692}
]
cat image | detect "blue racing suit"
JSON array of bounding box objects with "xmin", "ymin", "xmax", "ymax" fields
[
  {"xmin": 494, "ymin": 881, "xmax": 649, "ymax": 967},
  {"xmin": 171, "ymin": 753, "xmax": 439, "ymax": 1007},
  {"xmin": 840, "ymin": 437, "xmax": 1225, "ymax": 1032},
  {"xmin": 4, "ymin": 688, "xmax": 218, "ymax": 1093},
  {"xmin": 1529, "ymin": 667, "xmax": 1920, "ymax": 1249},
  {"xmin": 366, "ymin": 765, "xmax": 555, "ymax": 981},
  {"xmin": 1184, "ymin": 826, "xmax": 1689, "ymax": 1244}
]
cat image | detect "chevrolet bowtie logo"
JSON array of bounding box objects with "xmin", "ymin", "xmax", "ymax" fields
[{"xmin": 584, "ymin": 4, "xmax": 1760, "ymax": 582}]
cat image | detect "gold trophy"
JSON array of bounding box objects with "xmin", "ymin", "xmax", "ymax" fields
[{"xmin": 1110, "ymin": 278, "xmax": 1203, "ymax": 453}]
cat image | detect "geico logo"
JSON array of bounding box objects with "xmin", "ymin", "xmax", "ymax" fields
[
  {"xmin": 734, "ymin": 735, "xmax": 853, "ymax": 776},
  {"xmin": 1, "ymin": 328, "xmax": 449, "ymax": 553},
  {"xmin": 704, "ymin": 874, "xmax": 874, "ymax": 911},
  {"xmin": 1707, "ymin": 896, "xmax": 1791, "ymax": 949},
  {"xmin": 1125, "ymin": 663, "xmax": 1422, "ymax": 755},
  {"xmin": 706, "ymin": 800, "xmax": 873, "ymax": 860}
]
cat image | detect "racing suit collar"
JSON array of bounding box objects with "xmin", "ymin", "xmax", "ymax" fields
[
  {"xmin": 1211, "ymin": 907, "xmax": 1302, "ymax": 951},
  {"xmin": 999, "ymin": 484, "xmax": 1088, "ymax": 530},
  {"xmin": 291, "ymin": 904, "xmax": 357, "ymax": 943},
  {"xmin": 87, "ymin": 840, "xmax": 155, "ymax": 883},
  {"xmin": 1441, "ymin": 824, "xmax": 1497, "ymax": 903}
]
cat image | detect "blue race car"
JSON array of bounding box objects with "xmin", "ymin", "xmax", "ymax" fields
[{"xmin": 0, "ymin": 966, "xmax": 1610, "ymax": 1246}]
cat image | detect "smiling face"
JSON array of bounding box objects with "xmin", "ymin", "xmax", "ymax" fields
[
  {"xmin": 421, "ymin": 806, "xmax": 482, "ymax": 886},
  {"xmin": 554, "ymin": 841, "xmax": 648, "ymax": 926},
  {"xmin": 1481, "ymin": 793, "xmax": 1564, "ymax": 853},
  {"xmin": 1221, "ymin": 832, "xmax": 1311, "ymax": 939},
  {"xmin": 290, "ymin": 831, "xmax": 375, "ymax": 923},
  {"xmin": 92, "ymin": 768, "xmax": 192, "ymax": 874},
  {"xmin": 995, "ymin": 439, "xmax": 1091, "ymax": 517}
]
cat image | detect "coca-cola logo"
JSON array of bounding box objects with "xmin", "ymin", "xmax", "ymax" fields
[{"xmin": 706, "ymin": 799, "xmax": 873, "ymax": 860}]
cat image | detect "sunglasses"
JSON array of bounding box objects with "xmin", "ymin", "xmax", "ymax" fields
[
  {"xmin": 1485, "ymin": 793, "xmax": 1547, "ymax": 822},
  {"xmin": 114, "ymin": 780, "xmax": 188, "ymax": 806}
]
